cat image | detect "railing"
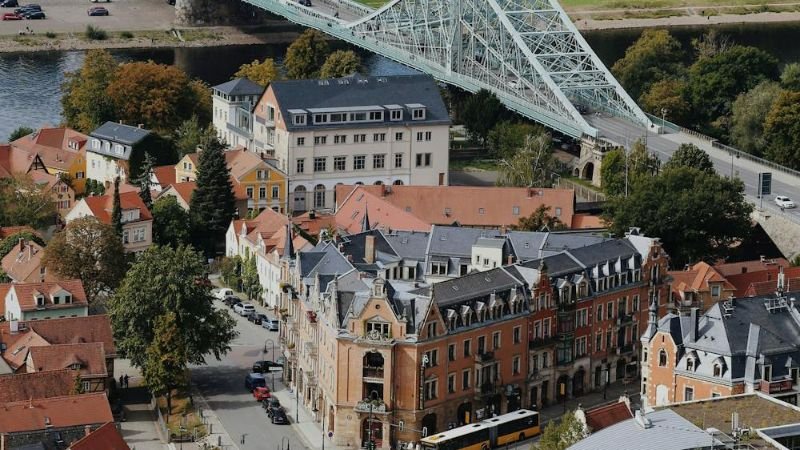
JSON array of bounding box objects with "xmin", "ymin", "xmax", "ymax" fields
[
  {"xmin": 529, "ymin": 336, "xmax": 556, "ymax": 350},
  {"xmin": 475, "ymin": 351, "xmax": 495, "ymax": 363},
  {"xmin": 363, "ymin": 367, "xmax": 384, "ymax": 378},
  {"xmin": 555, "ymin": 177, "xmax": 606, "ymax": 202},
  {"xmin": 479, "ymin": 382, "xmax": 497, "ymax": 395},
  {"xmin": 616, "ymin": 313, "xmax": 633, "ymax": 326},
  {"xmin": 355, "ymin": 399, "xmax": 388, "ymax": 413},
  {"xmin": 759, "ymin": 378, "xmax": 793, "ymax": 394}
]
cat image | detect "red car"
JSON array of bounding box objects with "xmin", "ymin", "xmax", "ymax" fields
[
  {"xmin": 253, "ymin": 386, "xmax": 271, "ymax": 401},
  {"xmin": 2, "ymin": 12, "xmax": 21, "ymax": 19}
]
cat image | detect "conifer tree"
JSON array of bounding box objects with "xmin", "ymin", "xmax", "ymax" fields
[
  {"xmin": 136, "ymin": 153, "xmax": 155, "ymax": 209},
  {"xmin": 111, "ymin": 177, "xmax": 122, "ymax": 237},
  {"xmin": 189, "ymin": 136, "xmax": 235, "ymax": 257}
]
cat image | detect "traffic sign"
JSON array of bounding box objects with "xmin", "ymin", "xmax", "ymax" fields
[{"xmin": 759, "ymin": 172, "xmax": 772, "ymax": 197}]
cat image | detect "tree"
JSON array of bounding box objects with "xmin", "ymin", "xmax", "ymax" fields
[
  {"xmin": 106, "ymin": 61, "xmax": 210, "ymax": 133},
  {"xmin": 639, "ymin": 78, "xmax": 690, "ymax": 125},
  {"xmin": 151, "ymin": 196, "xmax": 191, "ymax": 247},
  {"xmin": 691, "ymin": 29, "xmax": 732, "ymax": 60},
  {"xmin": 174, "ymin": 116, "xmax": 216, "ymax": 157},
  {"xmin": 108, "ymin": 245, "xmax": 237, "ymax": 370},
  {"xmin": 61, "ymin": 49, "xmax": 117, "ymax": 132},
  {"xmin": 320, "ymin": 50, "xmax": 361, "ymax": 78},
  {"xmin": 234, "ymin": 58, "xmax": 279, "ymax": 87},
  {"xmin": 8, "ymin": 126, "xmax": 34, "ymax": 142},
  {"xmin": 604, "ymin": 167, "xmax": 753, "ymax": 267},
  {"xmin": 0, "ymin": 174, "xmax": 58, "ymax": 229},
  {"xmin": 42, "ymin": 217, "xmax": 127, "ymax": 306},
  {"xmin": 536, "ymin": 411, "xmax": 586, "ymax": 450},
  {"xmin": 219, "ymin": 255, "xmax": 242, "ymax": 289},
  {"xmin": 496, "ymin": 134, "xmax": 556, "ymax": 188},
  {"xmin": 143, "ymin": 312, "xmax": 188, "ymax": 417},
  {"xmin": 70, "ymin": 372, "xmax": 85, "ymax": 395},
  {"xmin": 780, "ymin": 62, "xmax": 800, "ymax": 91},
  {"xmin": 487, "ymin": 121, "xmax": 546, "ymax": 159},
  {"xmin": 284, "ymin": 29, "xmax": 330, "ymax": 79},
  {"xmin": 461, "ymin": 90, "xmax": 510, "ymax": 146},
  {"xmin": 516, "ymin": 205, "xmax": 566, "ymax": 231},
  {"xmin": 600, "ymin": 140, "xmax": 660, "ymax": 197},
  {"xmin": 111, "ymin": 177, "xmax": 122, "ymax": 237},
  {"xmin": 0, "ymin": 268, "xmax": 10, "ymax": 284},
  {"xmin": 764, "ymin": 90, "xmax": 800, "ymax": 170},
  {"xmin": 241, "ymin": 254, "xmax": 262, "ymax": 303},
  {"xmin": 686, "ymin": 45, "xmax": 778, "ymax": 130},
  {"xmin": 730, "ymin": 81, "xmax": 783, "ymax": 156},
  {"xmin": 611, "ymin": 29, "xmax": 685, "ymax": 101},
  {"xmin": 84, "ymin": 179, "xmax": 106, "ymax": 196},
  {"xmin": 189, "ymin": 135, "xmax": 236, "ymax": 258},
  {"xmin": 663, "ymin": 143, "xmax": 714, "ymax": 173},
  {"xmin": 135, "ymin": 153, "xmax": 155, "ymax": 209}
]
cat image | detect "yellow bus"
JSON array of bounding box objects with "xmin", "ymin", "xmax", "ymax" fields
[{"xmin": 420, "ymin": 410, "xmax": 540, "ymax": 450}]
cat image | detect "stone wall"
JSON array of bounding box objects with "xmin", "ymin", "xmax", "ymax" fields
[
  {"xmin": 753, "ymin": 209, "xmax": 800, "ymax": 260},
  {"xmin": 174, "ymin": 0, "xmax": 274, "ymax": 26}
]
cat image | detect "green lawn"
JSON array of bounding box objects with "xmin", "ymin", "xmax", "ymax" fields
[
  {"xmin": 560, "ymin": 0, "xmax": 800, "ymax": 10},
  {"xmin": 353, "ymin": 0, "xmax": 389, "ymax": 8}
]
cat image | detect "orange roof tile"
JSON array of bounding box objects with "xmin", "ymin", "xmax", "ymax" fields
[
  {"xmin": 292, "ymin": 211, "xmax": 336, "ymax": 237},
  {"xmin": 83, "ymin": 191, "xmax": 152, "ymax": 224},
  {"xmin": 27, "ymin": 342, "xmax": 107, "ymax": 378},
  {"xmin": 0, "ymin": 369, "xmax": 76, "ymax": 403},
  {"xmin": 571, "ymin": 214, "xmax": 604, "ymax": 229},
  {"xmin": 0, "ymin": 226, "xmax": 39, "ymax": 240},
  {"xmin": 2, "ymin": 328, "xmax": 49, "ymax": 370},
  {"xmin": 24, "ymin": 315, "xmax": 116, "ymax": 356},
  {"xmin": 1, "ymin": 239, "xmax": 48, "ymax": 283},
  {"xmin": 335, "ymin": 187, "xmax": 431, "ymax": 234},
  {"xmin": 10, "ymin": 279, "xmax": 88, "ymax": 311},
  {"xmin": 69, "ymin": 422, "xmax": 131, "ymax": 450},
  {"xmin": 168, "ymin": 181, "xmax": 197, "ymax": 205},
  {"xmin": 11, "ymin": 127, "xmax": 88, "ymax": 172},
  {"xmin": 0, "ymin": 392, "xmax": 113, "ymax": 433},
  {"xmin": 0, "ymin": 142, "xmax": 39, "ymax": 174},
  {"xmin": 584, "ymin": 401, "xmax": 633, "ymax": 431},
  {"xmin": 668, "ymin": 262, "xmax": 735, "ymax": 296},
  {"xmin": 715, "ymin": 258, "xmax": 790, "ymax": 277},
  {"xmin": 152, "ymin": 165, "xmax": 177, "ymax": 187}
]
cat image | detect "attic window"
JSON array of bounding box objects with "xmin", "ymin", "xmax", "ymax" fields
[
  {"xmin": 713, "ymin": 363, "xmax": 722, "ymax": 377},
  {"xmin": 293, "ymin": 115, "xmax": 307, "ymax": 125},
  {"xmin": 69, "ymin": 363, "xmax": 81, "ymax": 370},
  {"xmin": 686, "ymin": 358, "xmax": 695, "ymax": 371},
  {"xmin": 524, "ymin": 242, "xmax": 530, "ymax": 249},
  {"xmin": 35, "ymin": 295, "xmax": 45, "ymax": 308},
  {"xmin": 65, "ymin": 294, "xmax": 72, "ymax": 304}
]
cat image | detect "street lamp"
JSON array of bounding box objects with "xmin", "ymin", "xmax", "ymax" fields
[
  {"xmin": 264, "ymin": 339, "xmax": 276, "ymax": 392},
  {"xmin": 660, "ymin": 108, "xmax": 668, "ymax": 134}
]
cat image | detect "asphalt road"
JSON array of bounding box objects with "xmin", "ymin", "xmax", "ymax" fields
[{"xmin": 191, "ymin": 302, "xmax": 303, "ymax": 450}]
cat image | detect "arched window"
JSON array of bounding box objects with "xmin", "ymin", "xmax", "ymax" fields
[
  {"xmin": 314, "ymin": 184, "xmax": 326, "ymax": 208},
  {"xmin": 393, "ymin": 180, "xmax": 404, "ymax": 185},
  {"xmin": 374, "ymin": 180, "xmax": 383, "ymax": 185},
  {"xmin": 658, "ymin": 349, "xmax": 667, "ymax": 367},
  {"xmin": 686, "ymin": 358, "xmax": 694, "ymax": 371},
  {"xmin": 713, "ymin": 364, "xmax": 721, "ymax": 377}
]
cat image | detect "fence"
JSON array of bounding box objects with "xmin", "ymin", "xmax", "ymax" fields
[
  {"xmin": 555, "ymin": 177, "xmax": 606, "ymax": 203},
  {"xmin": 150, "ymin": 395, "xmax": 170, "ymax": 443}
]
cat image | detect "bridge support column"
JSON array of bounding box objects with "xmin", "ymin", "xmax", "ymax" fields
[{"xmin": 572, "ymin": 137, "xmax": 610, "ymax": 188}]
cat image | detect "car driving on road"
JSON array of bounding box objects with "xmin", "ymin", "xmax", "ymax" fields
[{"xmin": 775, "ymin": 195, "xmax": 796, "ymax": 209}]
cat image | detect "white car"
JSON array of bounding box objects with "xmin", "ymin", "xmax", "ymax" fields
[
  {"xmin": 235, "ymin": 303, "xmax": 255, "ymax": 317},
  {"xmin": 775, "ymin": 195, "xmax": 796, "ymax": 209},
  {"xmin": 214, "ymin": 288, "xmax": 234, "ymax": 300}
]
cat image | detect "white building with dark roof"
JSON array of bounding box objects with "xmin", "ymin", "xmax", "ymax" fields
[
  {"xmin": 211, "ymin": 78, "xmax": 265, "ymax": 151},
  {"xmin": 86, "ymin": 121, "xmax": 151, "ymax": 186},
  {"xmin": 253, "ymin": 74, "xmax": 451, "ymax": 212}
]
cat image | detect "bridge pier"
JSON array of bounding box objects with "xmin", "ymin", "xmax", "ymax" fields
[{"xmin": 572, "ymin": 137, "xmax": 614, "ymax": 188}]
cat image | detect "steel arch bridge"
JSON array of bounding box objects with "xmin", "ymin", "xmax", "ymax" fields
[{"xmin": 242, "ymin": 0, "xmax": 653, "ymax": 138}]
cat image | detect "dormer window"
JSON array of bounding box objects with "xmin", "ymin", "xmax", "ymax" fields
[
  {"xmin": 68, "ymin": 140, "xmax": 79, "ymax": 150},
  {"xmin": 293, "ymin": 114, "xmax": 306, "ymax": 125},
  {"xmin": 69, "ymin": 363, "xmax": 81, "ymax": 370},
  {"xmin": 390, "ymin": 110, "xmax": 402, "ymax": 120},
  {"xmin": 52, "ymin": 295, "xmax": 60, "ymax": 305},
  {"xmin": 763, "ymin": 364, "xmax": 772, "ymax": 382},
  {"xmin": 710, "ymin": 285, "xmax": 721, "ymax": 297},
  {"xmin": 91, "ymin": 139, "xmax": 100, "ymax": 149},
  {"xmin": 411, "ymin": 108, "xmax": 426, "ymax": 120},
  {"xmin": 114, "ymin": 144, "xmax": 124, "ymax": 155},
  {"xmin": 713, "ymin": 363, "xmax": 721, "ymax": 377},
  {"xmin": 65, "ymin": 294, "xmax": 72, "ymax": 304},
  {"xmin": 35, "ymin": 295, "xmax": 45, "ymax": 308},
  {"xmin": 686, "ymin": 358, "xmax": 695, "ymax": 371}
]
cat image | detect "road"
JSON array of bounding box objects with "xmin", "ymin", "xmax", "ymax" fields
[{"xmin": 191, "ymin": 302, "xmax": 305, "ymax": 450}]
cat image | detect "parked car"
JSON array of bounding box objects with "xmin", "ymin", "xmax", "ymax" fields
[
  {"xmin": 0, "ymin": 0, "xmax": 19, "ymax": 7},
  {"xmin": 223, "ymin": 295, "xmax": 241, "ymax": 307},
  {"xmin": 14, "ymin": 5, "xmax": 38, "ymax": 14},
  {"xmin": 214, "ymin": 288, "xmax": 234, "ymax": 300},
  {"xmin": 236, "ymin": 303, "xmax": 255, "ymax": 317},
  {"xmin": 87, "ymin": 6, "xmax": 108, "ymax": 15},
  {"xmin": 248, "ymin": 313, "xmax": 268, "ymax": 325},
  {"xmin": 252, "ymin": 386, "xmax": 271, "ymax": 401},
  {"xmin": 775, "ymin": 195, "xmax": 796, "ymax": 209},
  {"xmin": 2, "ymin": 12, "xmax": 21, "ymax": 19},
  {"xmin": 244, "ymin": 372, "xmax": 267, "ymax": 391},
  {"xmin": 271, "ymin": 407, "xmax": 289, "ymax": 424},
  {"xmin": 262, "ymin": 397, "xmax": 281, "ymax": 417},
  {"xmin": 89, "ymin": 0, "xmax": 110, "ymax": 3},
  {"xmin": 299, "ymin": 0, "xmax": 311, "ymax": 6},
  {"xmin": 262, "ymin": 318, "xmax": 279, "ymax": 331},
  {"xmin": 252, "ymin": 360, "xmax": 282, "ymax": 373},
  {"xmin": 24, "ymin": 10, "xmax": 44, "ymax": 18}
]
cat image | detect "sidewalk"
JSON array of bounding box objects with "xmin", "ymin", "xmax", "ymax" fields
[
  {"xmin": 269, "ymin": 383, "xmax": 345, "ymax": 450},
  {"xmin": 188, "ymin": 386, "xmax": 240, "ymax": 450},
  {"xmin": 537, "ymin": 380, "xmax": 639, "ymax": 425}
]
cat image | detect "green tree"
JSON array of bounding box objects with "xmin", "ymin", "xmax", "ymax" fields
[
  {"xmin": 600, "ymin": 140, "xmax": 660, "ymax": 197},
  {"xmin": 764, "ymin": 90, "xmax": 800, "ymax": 170},
  {"xmin": 219, "ymin": 255, "xmax": 242, "ymax": 289},
  {"xmin": 639, "ymin": 78, "xmax": 690, "ymax": 125},
  {"xmin": 663, "ymin": 143, "xmax": 714, "ymax": 173},
  {"xmin": 516, "ymin": 205, "xmax": 567, "ymax": 231},
  {"xmin": 0, "ymin": 268, "xmax": 10, "ymax": 283},
  {"xmin": 536, "ymin": 411, "xmax": 586, "ymax": 450},
  {"xmin": 151, "ymin": 196, "xmax": 191, "ymax": 247},
  {"xmin": 611, "ymin": 29, "xmax": 685, "ymax": 101},
  {"xmin": 0, "ymin": 174, "xmax": 58, "ymax": 229},
  {"xmin": 108, "ymin": 245, "xmax": 237, "ymax": 369},
  {"xmin": 234, "ymin": 58, "xmax": 279, "ymax": 87},
  {"xmin": 604, "ymin": 167, "xmax": 753, "ymax": 267},
  {"xmin": 0, "ymin": 231, "xmax": 45, "ymax": 259},
  {"xmin": 189, "ymin": 135, "xmax": 236, "ymax": 258},
  {"xmin": 284, "ymin": 29, "xmax": 330, "ymax": 79},
  {"xmin": 686, "ymin": 45, "xmax": 779, "ymax": 130},
  {"xmin": 42, "ymin": 217, "xmax": 127, "ymax": 306},
  {"xmin": 487, "ymin": 121, "xmax": 546, "ymax": 159},
  {"xmin": 496, "ymin": 134, "xmax": 556, "ymax": 187},
  {"xmin": 241, "ymin": 255, "xmax": 262, "ymax": 303},
  {"xmin": 143, "ymin": 312, "xmax": 188, "ymax": 417},
  {"xmin": 111, "ymin": 177, "xmax": 122, "ymax": 237},
  {"xmin": 174, "ymin": 116, "xmax": 216, "ymax": 157},
  {"xmin": 8, "ymin": 126, "xmax": 34, "ymax": 142},
  {"xmin": 61, "ymin": 49, "xmax": 117, "ymax": 132},
  {"xmin": 730, "ymin": 81, "xmax": 783, "ymax": 157},
  {"xmin": 780, "ymin": 62, "xmax": 800, "ymax": 91},
  {"xmin": 136, "ymin": 153, "xmax": 155, "ymax": 209},
  {"xmin": 690, "ymin": 29, "xmax": 732, "ymax": 60},
  {"xmin": 70, "ymin": 372, "xmax": 85, "ymax": 395},
  {"xmin": 320, "ymin": 50, "xmax": 361, "ymax": 78},
  {"xmin": 461, "ymin": 90, "xmax": 510, "ymax": 146}
]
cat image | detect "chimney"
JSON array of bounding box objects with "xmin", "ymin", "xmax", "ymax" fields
[
  {"xmin": 760, "ymin": 255, "xmax": 766, "ymax": 263},
  {"xmin": 18, "ymin": 238, "xmax": 24, "ymax": 252},
  {"xmin": 689, "ymin": 307, "xmax": 699, "ymax": 342},
  {"xmin": 381, "ymin": 185, "xmax": 387, "ymax": 197},
  {"xmin": 84, "ymin": 425, "xmax": 92, "ymax": 437},
  {"xmin": 27, "ymin": 243, "xmax": 33, "ymax": 260},
  {"xmin": 309, "ymin": 210, "xmax": 316, "ymax": 220},
  {"xmin": 634, "ymin": 410, "xmax": 652, "ymax": 429},
  {"xmin": 9, "ymin": 320, "xmax": 18, "ymax": 335},
  {"xmin": 527, "ymin": 188, "xmax": 535, "ymax": 198},
  {"xmin": 500, "ymin": 225, "xmax": 507, "ymax": 235},
  {"xmin": 365, "ymin": 235, "xmax": 376, "ymax": 264},
  {"xmin": 506, "ymin": 254, "xmax": 514, "ymax": 266}
]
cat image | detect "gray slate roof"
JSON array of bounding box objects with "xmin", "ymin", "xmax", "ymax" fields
[
  {"xmin": 432, "ymin": 267, "xmax": 522, "ymax": 307},
  {"xmin": 269, "ymin": 74, "xmax": 450, "ymax": 132},
  {"xmin": 90, "ymin": 121, "xmax": 151, "ymax": 146},
  {"xmin": 213, "ymin": 78, "xmax": 264, "ymax": 96}
]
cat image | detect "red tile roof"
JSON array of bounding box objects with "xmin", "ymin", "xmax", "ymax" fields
[
  {"xmin": 69, "ymin": 422, "xmax": 130, "ymax": 450},
  {"xmin": 167, "ymin": 181, "xmax": 197, "ymax": 205},
  {"xmin": 745, "ymin": 276, "xmax": 800, "ymax": 297},
  {"xmin": 10, "ymin": 279, "xmax": 88, "ymax": 311},
  {"xmin": 83, "ymin": 191, "xmax": 152, "ymax": 224},
  {"xmin": 24, "ymin": 315, "xmax": 116, "ymax": 356},
  {"xmin": 1, "ymin": 239, "xmax": 47, "ymax": 283},
  {"xmin": 0, "ymin": 392, "xmax": 113, "ymax": 433},
  {"xmin": 715, "ymin": 258, "xmax": 789, "ymax": 277},
  {"xmin": 0, "ymin": 143, "xmax": 39, "ymax": 175},
  {"xmin": 10, "ymin": 127, "xmax": 88, "ymax": 172},
  {"xmin": 335, "ymin": 186, "xmax": 431, "ymax": 234},
  {"xmin": 0, "ymin": 369, "xmax": 76, "ymax": 403},
  {"xmin": 584, "ymin": 401, "xmax": 633, "ymax": 432},
  {"xmin": 0, "ymin": 226, "xmax": 38, "ymax": 240},
  {"xmin": 292, "ymin": 211, "xmax": 336, "ymax": 237},
  {"xmin": 1, "ymin": 328, "xmax": 49, "ymax": 370},
  {"xmin": 669, "ymin": 262, "xmax": 736, "ymax": 297},
  {"xmin": 152, "ymin": 165, "xmax": 176, "ymax": 188},
  {"xmin": 27, "ymin": 342, "xmax": 107, "ymax": 378}
]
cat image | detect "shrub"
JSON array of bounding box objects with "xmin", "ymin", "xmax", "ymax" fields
[
  {"xmin": 85, "ymin": 25, "xmax": 108, "ymax": 41},
  {"xmin": 45, "ymin": 31, "xmax": 57, "ymax": 39},
  {"xmin": 120, "ymin": 31, "xmax": 133, "ymax": 39}
]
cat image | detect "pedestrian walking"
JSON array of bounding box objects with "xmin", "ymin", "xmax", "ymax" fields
[
  {"xmin": 124, "ymin": 374, "xmax": 130, "ymax": 388},
  {"xmin": 119, "ymin": 375, "xmax": 124, "ymax": 389}
]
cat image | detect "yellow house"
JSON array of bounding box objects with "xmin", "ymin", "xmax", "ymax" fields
[
  {"xmin": 11, "ymin": 127, "xmax": 89, "ymax": 194},
  {"xmin": 175, "ymin": 153, "xmax": 199, "ymax": 183}
]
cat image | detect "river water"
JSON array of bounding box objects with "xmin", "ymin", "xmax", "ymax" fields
[{"xmin": 1, "ymin": 21, "xmax": 799, "ymax": 140}]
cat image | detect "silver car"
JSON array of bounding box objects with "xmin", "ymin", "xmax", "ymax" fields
[{"xmin": 262, "ymin": 319, "xmax": 279, "ymax": 331}]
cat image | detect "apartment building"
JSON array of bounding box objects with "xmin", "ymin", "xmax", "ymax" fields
[
  {"xmin": 211, "ymin": 78, "xmax": 265, "ymax": 150},
  {"xmin": 2, "ymin": 279, "xmax": 88, "ymax": 322},
  {"xmin": 252, "ymin": 75, "xmax": 451, "ymax": 212},
  {"xmin": 66, "ymin": 188, "xmax": 153, "ymax": 253},
  {"xmin": 86, "ymin": 122, "xmax": 151, "ymax": 187}
]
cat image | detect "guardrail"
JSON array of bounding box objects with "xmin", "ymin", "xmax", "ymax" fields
[{"xmin": 556, "ymin": 177, "xmax": 606, "ymax": 202}]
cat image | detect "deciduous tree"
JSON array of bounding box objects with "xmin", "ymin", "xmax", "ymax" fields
[
  {"xmin": 0, "ymin": 174, "xmax": 58, "ymax": 229},
  {"xmin": 487, "ymin": 121, "xmax": 546, "ymax": 159},
  {"xmin": 663, "ymin": 143, "xmax": 714, "ymax": 173},
  {"xmin": 174, "ymin": 116, "xmax": 216, "ymax": 156},
  {"xmin": 461, "ymin": 89, "xmax": 510, "ymax": 146},
  {"xmin": 241, "ymin": 254, "xmax": 262, "ymax": 303},
  {"xmin": 284, "ymin": 29, "xmax": 330, "ymax": 79},
  {"xmin": 496, "ymin": 134, "xmax": 556, "ymax": 188},
  {"xmin": 320, "ymin": 50, "xmax": 361, "ymax": 78},
  {"xmin": 780, "ymin": 62, "xmax": 800, "ymax": 91},
  {"xmin": 61, "ymin": 49, "xmax": 117, "ymax": 133},
  {"xmin": 219, "ymin": 255, "xmax": 242, "ymax": 290},
  {"xmin": 600, "ymin": 140, "xmax": 660, "ymax": 197},
  {"xmin": 691, "ymin": 29, "xmax": 732, "ymax": 60},
  {"xmin": 151, "ymin": 196, "xmax": 190, "ymax": 247},
  {"xmin": 234, "ymin": 58, "xmax": 279, "ymax": 87},
  {"xmin": 764, "ymin": 90, "xmax": 800, "ymax": 170},
  {"xmin": 604, "ymin": 167, "xmax": 753, "ymax": 267},
  {"xmin": 611, "ymin": 29, "xmax": 685, "ymax": 101},
  {"xmin": 108, "ymin": 245, "xmax": 237, "ymax": 369},
  {"xmin": 143, "ymin": 312, "xmax": 187, "ymax": 417},
  {"xmin": 8, "ymin": 126, "xmax": 34, "ymax": 142},
  {"xmin": 42, "ymin": 217, "xmax": 127, "ymax": 306},
  {"xmin": 639, "ymin": 78, "xmax": 690, "ymax": 125},
  {"xmin": 535, "ymin": 411, "xmax": 586, "ymax": 450},
  {"xmin": 189, "ymin": 135, "xmax": 236, "ymax": 258},
  {"xmin": 516, "ymin": 205, "xmax": 566, "ymax": 231},
  {"xmin": 730, "ymin": 81, "xmax": 783, "ymax": 157}
]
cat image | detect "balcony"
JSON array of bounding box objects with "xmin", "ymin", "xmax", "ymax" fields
[
  {"xmin": 475, "ymin": 351, "xmax": 495, "ymax": 364},
  {"xmin": 479, "ymin": 382, "xmax": 498, "ymax": 396},
  {"xmin": 363, "ymin": 367, "xmax": 385, "ymax": 379},
  {"xmin": 616, "ymin": 313, "xmax": 634, "ymax": 326},
  {"xmin": 354, "ymin": 399, "xmax": 389, "ymax": 414},
  {"xmin": 529, "ymin": 336, "xmax": 556, "ymax": 350},
  {"xmin": 617, "ymin": 344, "xmax": 635, "ymax": 355},
  {"xmin": 226, "ymin": 122, "xmax": 253, "ymax": 139},
  {"xmin": 759, "ymin": 379, "xmax": 794, "ymax": 394},
  {"xmin": 304, "ymin": 341, "xmax": 317, "ymax": 357}
]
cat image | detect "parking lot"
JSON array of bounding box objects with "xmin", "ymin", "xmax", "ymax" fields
[{"xmin": 0, "ymin": 0, "xmax": 177, "ymax": 35}]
